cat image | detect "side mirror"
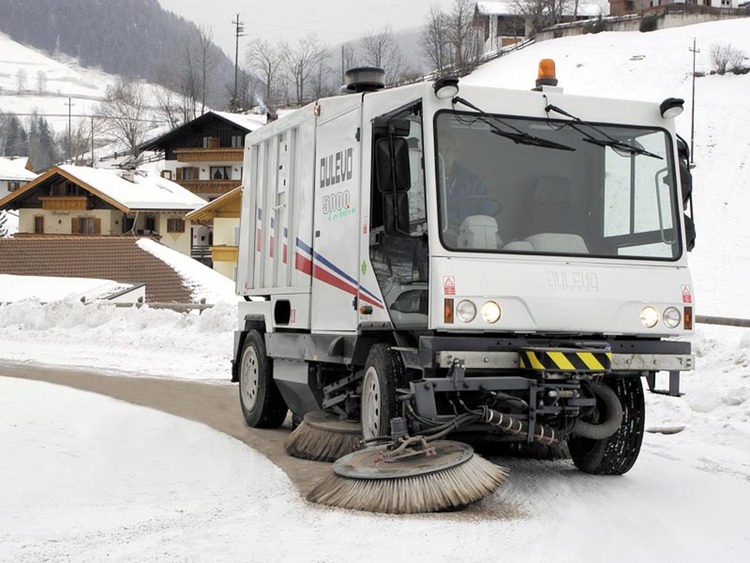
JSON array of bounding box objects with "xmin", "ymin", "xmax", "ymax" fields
[
  {"xmin": 375, "ymin": 137, "xmax": 411, "ymax": 194},
  {"xmin": 684, "ymin": 213, "xmax": 696, "ymax": 252}
]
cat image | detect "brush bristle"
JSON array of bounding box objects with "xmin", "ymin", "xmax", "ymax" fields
[
  {"xmin": 307, "ymin": 454, "xmax": 509, "ymax": 514},
  {"xmin": 285, "ymin": 421, "xmax": 362, "ymax": 462}
]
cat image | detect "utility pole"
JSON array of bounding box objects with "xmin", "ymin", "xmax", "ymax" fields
[
  {"xmin": 689, "ymin": 38, "xmax": 699, "ymax": 165},
  {"xmin": 90, "ymin": 115, "xmax": 95, "ymax": 167},
  {"xmin": 232, "ymin": 13, "xmax": 245, "ymax": 111},
  {"xmin": 65, "ymin": 97, "xmax": 75, "ymax": 162}
]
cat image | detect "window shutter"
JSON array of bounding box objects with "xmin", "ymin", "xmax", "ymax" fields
[
  {"xmin": 71, "ymin": 217, "xmax": 80, "ymax": 234},
  {"xmin": 94, "ymin": 218, "xmax": 101, "ymax": 235}
]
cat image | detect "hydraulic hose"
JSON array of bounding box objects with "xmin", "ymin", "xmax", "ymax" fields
[
  {"xmin": 571, "ymin": 381, "xmax": 623, "ymax": 440},
  {"xmin": 481, "ymin": 407, "xmax": 560, "ymax": 445}
]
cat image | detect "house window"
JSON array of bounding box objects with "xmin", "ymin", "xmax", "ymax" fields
[
  {"xmin": 123, "ymin": 217, "xmax": 135, "ymax": 233},
  {"xmin": 145, "ymin": 217, "xmax": 156, "ymax": 232},
  {"xmin": 167, "ymin": 218, "xmax": 185, "ymax": 233},
  {"xmin": 71, "ymin": 217, "xmax": 100, "ymax": 235},
  {"xmin": 161, "ymin": 170, "xmax": 173, "ymax": 180},
  {"xmin": 176, "ymin": 167, "xmax": 199, "ymax": 180},
  {"xmin": 80, "ymin": 218, "xmax": 95, "ymax": 234},
  {"xmin": 231, "ymin": 135, "xmax": 244, "ymax": 148},
  {"xmin": 210, "ymin": 166, "xmax": 231, "ymax": 180},
  {"xmin": 8, "ymin": 181, "xmax": 21, "ymax": 192},
  {"xmin": 203, "ymin": 136, "xmax": 220, "ymax": 149},
  {"xmin": 34, "ymin": 216, "xmax": 44, "ymax": 234}
]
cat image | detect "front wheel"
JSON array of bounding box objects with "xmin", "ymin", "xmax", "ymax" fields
[
  {"xmin": 239, "ymin": 330, "xmax": 288, "ymax": 428},
  {"xmin": 569, "ymin": 376, "xmax": 645, "ymax": 475},
  {"xmin": 361, "ymin": 344, "xmax": 404, "ymax": 442}
]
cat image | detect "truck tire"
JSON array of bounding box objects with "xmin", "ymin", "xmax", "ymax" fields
[
  {"xmin": 239, "ymin": 330, "xmax": 288, "ymax": 428},
  {"xmin": 361, "ymin": 344, "xmax": 404, "ymax": 441},
  {"xmin": 569, "ymin": 376, "xmax": 645, "ymax": 475}
]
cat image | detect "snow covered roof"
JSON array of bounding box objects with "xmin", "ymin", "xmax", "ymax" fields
[
  {"xmin": 476, "ymin": 1, "xmax": 602, "ymax": 17},
  {"xmin": 212, "ymin": 111, "xmax": 269, "ymax": 131},
  {"xmin": 0, "ymin": 165, "xmax": 206, "ymax": 212},
  {"xmin": 59, "ymin": 166, "xmax": 206, "ymax": 211},
  {"xmin": 185, "ymin": 187, "xmax": 241, "ymax": 222},
  {"xmin": 0, "ymin": 157, "xmax": 37, "ymax": 182}
]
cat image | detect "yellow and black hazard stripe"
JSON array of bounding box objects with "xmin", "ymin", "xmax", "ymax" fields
[{"xmin": 519, "ymin": 348, "xmax": 612, "ymax": 373}]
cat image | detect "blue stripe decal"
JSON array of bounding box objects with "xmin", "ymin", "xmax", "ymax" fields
[{"xmin": 295, "ymin": 238, "xmax": 383, "ymax": 306}]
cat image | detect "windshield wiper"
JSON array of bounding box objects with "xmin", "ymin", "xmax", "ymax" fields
[
  {"xmin": 582, "ymin": 137, "xmax": 662, "ymax": 159},
  {"xmin": 491, "ymin": 129, "xmax": 576, "ymax": 151},
  {"xmin": 545, "ymin": 103, "xmax": 662, "ymax": 160},
  {"xmin": 453, "ymin": 96, "xmax": 575, "ymax": 152}
]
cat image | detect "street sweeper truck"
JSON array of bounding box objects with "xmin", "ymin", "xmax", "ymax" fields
[{"xmin": 231, "ymin": 63, "xmax": 696, "ymax": 512}]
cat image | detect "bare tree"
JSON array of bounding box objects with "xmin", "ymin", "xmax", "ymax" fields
[
  {"xmin": 419, "ymin": 0, "xmax": 483, "ymax": 76},
  {"xmin": 361, "ymin": 25, "xmax": 407, "ymax": 85},
  {"xmin": 340, "ymin": 42, "xmax": 360, "ymax": 83},
  {"xmin": 196, "ymin": 26, "xmax": 219, "ymax": 114},
  {"xmin": 419, "ymin": 5, "xmax": 450, "ymax": 74},
  {"xmin": 711, "ymin": 43, "xmax": 747, "ymax": 75},
  {"xmin": 446, "ymin": 0, "xmax": 483, "ymax": 76},
  {"xmin": 16, "ymin": 69, "xmax": 28, "ymax": 94},
  {"xmin": 247, "ymin": 38, "xmax": 284, "ymax": 108},
  {"xmin": 36, "ymin": 71, "xmax": 47, "ymax": 95},
  {"xmin": 283, "ymin": 34, "xmax": 328, "ymax": 105},
  {"xmin": 178, "ymin": 36, "xmax": 201, "ymax": 120},
  {"xmin": 224, "ymin": 68, "xmax": 257, "ymax": 112},
  {"xmin": 97, "ymin": 80, "xmax": 150, "ymax": 158},
  {"xmin": 514, "ymin": 0, "xmax": 572, "ymax": 34}
]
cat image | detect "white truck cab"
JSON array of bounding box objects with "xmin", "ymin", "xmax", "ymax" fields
[{"xmin": 232, "ymin": 64, "xmax": 695, "ymax": 475}]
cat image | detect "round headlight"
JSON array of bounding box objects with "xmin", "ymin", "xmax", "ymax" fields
[
  {"xmin": 640, "ymin": 305, "xmax": 659, "ymax": 329},
  {"xmin": 481, "ymin": 301, "xmax": 502, "ymax": 324},
  {"xmin": 663, "ymin": 307, "xmax": 681, "ymax": 328},
  {"xmin": 456, "ymin": 300, "xmax": 477, "ymax": 323}
]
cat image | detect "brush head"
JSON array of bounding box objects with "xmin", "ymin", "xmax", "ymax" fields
[
  {"xmin": 307, "ymin": 440, "xmax": 509, "ymax": 514},
  {"xmin": 285, "ymin": 411, "xmax": 362, "ymax": 462}
]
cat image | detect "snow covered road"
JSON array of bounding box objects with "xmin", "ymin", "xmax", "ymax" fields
[{"xmin": 1, "ymin": 375, "xmax": 749, "ymax": 563}]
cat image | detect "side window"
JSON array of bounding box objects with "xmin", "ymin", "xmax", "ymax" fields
[
  {"xmin": 406, "ymin": 122, "xmax": 427, "ymax": 234},
  {"xmin": 603, "ymin": 131, "xmax": 678, "ymax": 258}
]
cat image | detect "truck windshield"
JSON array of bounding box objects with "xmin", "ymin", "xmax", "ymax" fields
[{"xmin": 435, "ymin": 111, "xmax": 682, "ymax": 260}]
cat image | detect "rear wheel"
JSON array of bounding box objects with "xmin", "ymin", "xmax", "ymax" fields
[
  {"xmin": 569, "ymin": 376, "xmax": 645, "ymax": 475},
  {"xmin": 239, "ymin": 330, "xmax": 288, "ymax": 428},
  {"xmin": 361, "ymin": 344, "xmax": 403, "ymax": 441}
]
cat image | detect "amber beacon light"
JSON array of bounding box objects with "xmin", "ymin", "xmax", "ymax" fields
[{"xmin": 536, "ymin": 59, "xmax": 558, "ymax": 88}]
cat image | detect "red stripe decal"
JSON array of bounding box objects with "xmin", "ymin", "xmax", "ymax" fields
[
  {"xmin": 313, "ymin": 264, "xmax": 356, "ymax": 296},
  {"xmin": 359, "ymin": 292, "xmax": 385, "ymax": 310},
  {"xmin": 256, "ymin": 229, "xmax": 261, "ymax": 252},
  {"xmin": 295, "ymin": 253, "xmax": 312, "ymax": 275},
  {"xmin": 283, "ymin": 244, "xmax": 288, "ymax": 264}
]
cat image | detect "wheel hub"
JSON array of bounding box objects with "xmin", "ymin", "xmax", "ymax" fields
[
  {"xmin": 241, "ymin": 347, "xmax": 259, "ymax": 409},
  {"xmin": 332, "ymin": 440, "xmax": 475, "ymax": 480}
]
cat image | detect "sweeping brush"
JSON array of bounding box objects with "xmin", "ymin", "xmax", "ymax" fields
[
  {"xmin": 307, "ymin": 440, "xmax": 509, "ymax": 514},
  {"xmin": 285, "ymin": 410, "xmax": 363, "ymax": 462}
]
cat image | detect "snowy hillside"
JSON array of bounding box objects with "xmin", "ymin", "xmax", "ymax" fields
[
  {"xmin": 464, "ymin": 19, "xmax": 750, "ymax": 318},
  {"xmin": 0, "ymin": 32, "xmax": 117, "ymax": 130},
  {"xmin": 0, "ymin": 31, "xmax": 176, "ymax": 137}
]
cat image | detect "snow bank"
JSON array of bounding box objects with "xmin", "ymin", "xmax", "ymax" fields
[{"xmin": 0, "ymin": 298, "xmax": 236, "ymax": 380}]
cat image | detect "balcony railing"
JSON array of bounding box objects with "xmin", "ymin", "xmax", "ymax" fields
[
  {"xmin": 176, "ymin": 179, "xmax": 239, "ymax": 195},
  {"xmin": 39, "ymin": 196, "xmax": 89, "ymax": 211},
  {"xmin": 173, "ymin": 147, "xmax": 244, "ymax": 162}
]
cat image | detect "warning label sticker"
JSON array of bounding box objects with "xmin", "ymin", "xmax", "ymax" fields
[
  {"xmin": 443, "ymin": 276, "xmax": 456, "ymax": 296},
  {"xmin": 681, "ymin": 285, "xmax": 692, "ymax": 304}
]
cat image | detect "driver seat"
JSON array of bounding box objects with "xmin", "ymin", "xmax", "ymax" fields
[{"xmin": 457, "ymin": 215, "xmax": 501, "ymax": 250}]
